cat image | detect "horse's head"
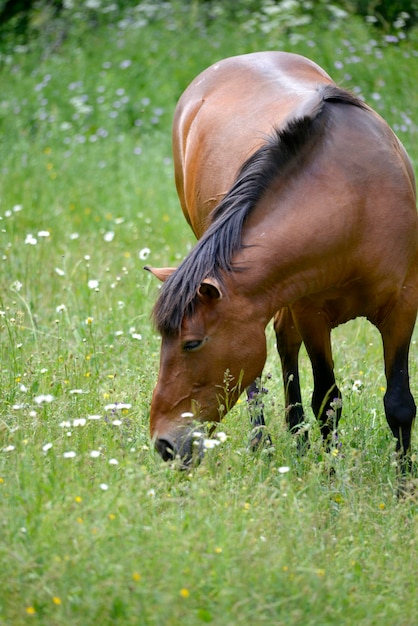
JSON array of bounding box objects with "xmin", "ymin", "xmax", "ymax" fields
[{"xmin": 147, "ymin": 267, "xmax": 267, "ymax": 466}]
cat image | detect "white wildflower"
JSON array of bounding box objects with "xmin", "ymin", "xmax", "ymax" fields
[
  {"xmin": 24, "ymin": 234, "xmax": 37, "ymax": 245},
  {"xmin": 70, "ymin": 96, "xmax": 93, "ymax": 115},
  {"xmin": 73, "ymin": 418, "xmax": 86, "ymax": 427},
  {"xmin": 203, "ymin": 439, "xmax": 220, "ymax": 449},
  {"xmin": 139, "ymin": 247, "xmax": 151, "ymax": 260},
  {"xmin": 34, "ymin": 394, "xmax": 54, "ymax": 405},
  {"xmin": 352, "ymin": 379, "xmax": 363, "ymax": 393},
  {"xmin": 103, "ymin": 231, "xmax": 115, "ymax": 242},
  {"xmin": 11, "ymin": 280, "xmax": 22, "ymax": 292}
]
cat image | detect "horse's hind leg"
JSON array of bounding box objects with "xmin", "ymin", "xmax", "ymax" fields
[
  {"xmin": 274, "ymin": 308, "xmax": 307, "ymax": 443},
  {"xmin": 376, "ymin": 293, "xmax": 417, "ymax": 472}
]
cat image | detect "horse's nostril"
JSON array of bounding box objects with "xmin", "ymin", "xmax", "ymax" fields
[{"xmin": 154, "ymin": 437, "xmax": 176, "ymax": 462}]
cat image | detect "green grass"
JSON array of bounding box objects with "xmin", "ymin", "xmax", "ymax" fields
[{"xmin": 0, "ymin": 2, "xmax": 417, "ymax": 624}]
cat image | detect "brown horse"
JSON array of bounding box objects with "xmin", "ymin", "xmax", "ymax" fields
[{"xmin": 146, "ymin": 51, "xmax": 418, "ymax": 468}]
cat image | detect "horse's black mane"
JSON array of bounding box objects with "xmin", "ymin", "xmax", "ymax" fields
[{"xmin": 153, "ymin": 85, "xmax": 367, "ymax": 336}]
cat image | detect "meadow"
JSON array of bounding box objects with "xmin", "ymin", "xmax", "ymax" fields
[{"xmin": 0, "ymin": 2, "xmax": 417, "ymax": 624}]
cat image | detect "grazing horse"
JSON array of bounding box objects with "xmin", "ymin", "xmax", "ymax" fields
[{"xmin": 147, "ymin": 51, "xmax": 418, "ymax": 468}]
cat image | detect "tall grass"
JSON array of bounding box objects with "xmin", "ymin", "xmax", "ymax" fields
[{"xmin": 0, "ymin": 3, "xmax": 417, "ymax": 624}]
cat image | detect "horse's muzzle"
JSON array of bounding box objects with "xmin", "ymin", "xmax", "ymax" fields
[
  {"xmin": 154, "ymin": 427, "xmax": 205, "ymax": 468},
  {"xmin": 154, "ymin": 437, "xmax": 177, "ymax": 462}
]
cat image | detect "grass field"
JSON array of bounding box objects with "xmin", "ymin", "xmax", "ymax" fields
[{"xmin": 0, "ymin": 2, "xmax": 417, "ymax": 624}]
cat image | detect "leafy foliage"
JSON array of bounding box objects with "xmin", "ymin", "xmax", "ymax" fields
[
  {"xmin": 349, "ymin": 0, "xmax": 418, "ymax": 29},
  {"xmin": 0, "ymin": 0, "xmax": 417, "ymax": 54}
]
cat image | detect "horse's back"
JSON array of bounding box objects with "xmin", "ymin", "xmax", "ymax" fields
[
  {"xmin": 173, "ymin": 50, "xmax": 416, "ymax": 266},
  {"xmin": 173, "ymin": 51, "xmax": 334, "ymax": 235}
]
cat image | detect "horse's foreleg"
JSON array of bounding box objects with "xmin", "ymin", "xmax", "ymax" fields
[
  {"xmin": 274, "ymin": 308, "xmax": 307, "ymax": 441},
  {"xmin": 291, "ymin": 303, "xmax": 341, "ymax": 444},
  {"xmin": 246, "ymin": 379, "xmax": 272, "ymax": 450}
]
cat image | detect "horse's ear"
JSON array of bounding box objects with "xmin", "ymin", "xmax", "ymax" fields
[
  {"xmin": 198, "ymin": 278, "xmax": 223, "ymax": 302},
  {"xmin": 144, "ymin": 266, "xmax": 177, "ymax": 282}
]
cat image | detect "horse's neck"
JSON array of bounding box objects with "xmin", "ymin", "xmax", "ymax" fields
[{"xmin": 227, "ymin": 193, "xmax": 345, "ymax": 325}]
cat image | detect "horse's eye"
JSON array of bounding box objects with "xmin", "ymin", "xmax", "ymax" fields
[{"xmin": 182, "ymin": 339, "xmax": 203, "ymax": 352}]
